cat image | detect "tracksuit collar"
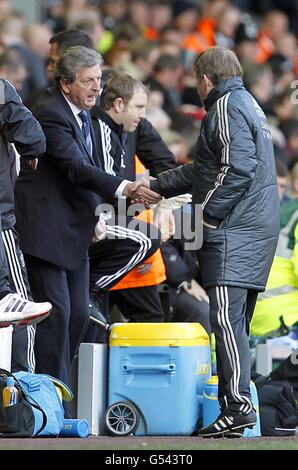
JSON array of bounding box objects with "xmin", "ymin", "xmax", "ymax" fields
[
  {"xmin": 204, "ymin": 76, "xmax": 244, "ymax": 110},
  {"xmin": 91, "ymin": 107, "xmax": 124, "ymax": 138}
]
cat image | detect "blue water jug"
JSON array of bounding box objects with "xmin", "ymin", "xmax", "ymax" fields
[
  {"xmin": 59, "ymin": 419, "xmax": 90, "ymax": 438},
  {"xmin": 203, "ymin": 376, "xmax": 261, "ymax": 437}
]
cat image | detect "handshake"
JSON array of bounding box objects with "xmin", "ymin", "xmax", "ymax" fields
[
  {"xmin": 123, "ymin": 179, "xmax": 192, "ymax": 244},
  {"xmin": 122, "ymin": 179, "xmax": 161, "ymax": 206},
  {"xmin": 93, "ymin": 178, "xmax": 192, "ymax": 244}
]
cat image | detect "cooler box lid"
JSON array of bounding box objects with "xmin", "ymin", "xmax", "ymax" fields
[{"xmin": 109, "ymin": 322, "xmax": 209, "ymax": 347}]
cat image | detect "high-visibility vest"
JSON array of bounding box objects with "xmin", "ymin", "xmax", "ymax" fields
[
  {"xmin": 293, "ymin": 222, "xmax": 298, "ymax": 279},
  {"xmin": 251, "ymin": 200, "xmax": 298, "ymax": 335},
  {"xmin": 110, "ymin": 156, "xmax": 166, "ymax": 290}
]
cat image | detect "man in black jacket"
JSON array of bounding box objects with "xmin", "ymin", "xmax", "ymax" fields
[
  {"xmin": 0, "ymin": 78, "xmax": 52, "ymax": 372},
  {"xmin": 90, "ymin": 72, "xmax": 174, "ymax": 325},
  {"xmin": 151, "ymin": 46, "xmax": 280, "ymax": 437}
]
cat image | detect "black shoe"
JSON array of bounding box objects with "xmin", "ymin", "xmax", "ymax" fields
[
  {"xmin": 88, "ymin": 294, "xmax": 109, "ymax": 329},
  {"xmin": 197, "ymin": 409, "xmax": 256, "ymax": 438}
]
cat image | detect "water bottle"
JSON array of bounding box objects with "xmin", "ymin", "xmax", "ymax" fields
[
  {"xmin": 203, "ymin": 376, "xmax": 220, "ymax": 426},
  {"xmin": 59, "ymin": 419, "xmax": 90, "ymax": 438},
  {"xmin": 202, "ymin": 375, "xmax": 261, "ymax": 437},
  {"xmin": 2, "ymin": 377, "xmax": 18, "ymax": 407}
]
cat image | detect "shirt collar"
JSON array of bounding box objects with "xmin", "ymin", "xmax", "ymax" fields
[{"xmin": 62, "ymin": 92, "xmax": 84, "ymax": 118}]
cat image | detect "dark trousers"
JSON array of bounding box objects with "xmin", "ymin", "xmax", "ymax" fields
[
  {"xmin": 2, "ymin": 228, "xmax": 35, "ymax": 372},
  {"xmin": 24, "ymin": 254, "xmax": 90, "ymax": 389},
  {"xmin": 207, "ymin": 286, "xmax": 258, "ymax": 413},
  {"xmin": 172, "ymin": 290, "xmax": 211, "ymax": 336},
  {"xmin": 109, "ymin": 285, "xmax": 164, "ymax": 323}
]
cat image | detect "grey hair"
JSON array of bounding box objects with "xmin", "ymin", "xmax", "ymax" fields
[
  {"xmin": 193, "ymin": 46, "xmax": 241, "ymax": 86},
  {"xmin": 54, "ymin": 45, "xmax": 103, "ymax": 86}
]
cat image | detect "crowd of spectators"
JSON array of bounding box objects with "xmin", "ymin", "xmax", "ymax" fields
[
  {"xmin": 0, "ymin": 0, "xmax": 297, "ymax": 358},
  {"xmin": 0, "ymin": 0, "xmax": 296, "ymax": 192}
]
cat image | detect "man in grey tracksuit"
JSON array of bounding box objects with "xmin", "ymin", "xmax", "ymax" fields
[{"xmin": 150, "ymin": 47, "xmax": 280, "ymax": 437}]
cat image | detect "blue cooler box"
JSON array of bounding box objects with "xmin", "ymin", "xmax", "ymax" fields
[{"xmin": 105, "ymin": 323, "xmax": 211, "ymax": 436}]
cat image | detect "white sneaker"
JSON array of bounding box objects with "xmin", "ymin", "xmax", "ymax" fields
[{"xmin": 0, "ymin": 293, "xmax": 52, "ymax": 328}]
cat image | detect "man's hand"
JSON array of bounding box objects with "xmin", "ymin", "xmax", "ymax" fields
[
  {"xmin": 26, "ymin": 158, "xmax": 38, "ymax": 170},
  {"xmin": 123, "ymin": 180, "xmax": 162, "ymax": 207},
  {"xmin": 92, "ymin": 217, "xmax": 107, "ymax": 243},
  {"xmin": 182, "ymin": 279, "xmax": 209, "ymax": 303}
]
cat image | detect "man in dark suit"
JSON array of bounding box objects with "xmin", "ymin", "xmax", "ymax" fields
[{"xmin": 14, "ymin": 46, "xmax": 160, "ymax": 391}]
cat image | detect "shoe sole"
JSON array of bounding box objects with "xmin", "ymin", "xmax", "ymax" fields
[
  {"xmin": 17, "ymin": 310, "xmax": 51, "ymax": 326},
  {"xmin": 206, "ymin": 431, "xmax": 243, "ymax": 439},
  {"xmin": 0, "ymin": 321, "xmax": 13, "ymax": 328},
  {"xmin": 0, "ymin": 309, "xmax": 51, "ymax": 327},
  {"xmin": 225, "ymin": 431, "xmax": 244, "ymax": 438},
  {"xmin": 197, "ymin": 421, "xmax": 256, "ymax": 438}
]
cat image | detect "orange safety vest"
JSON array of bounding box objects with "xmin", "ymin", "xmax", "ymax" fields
[
  {"xmin": 256, "ymin": 31, "xmax": 275, "ymax": 63},
  {"xmin": 110, "ymin": 156, "xmax": 166, "ymax": 290}
]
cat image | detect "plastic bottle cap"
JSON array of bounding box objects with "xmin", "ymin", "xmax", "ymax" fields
[{"xmin": 6, "ymin": 377, "xmax": 14, "ymax": 386}]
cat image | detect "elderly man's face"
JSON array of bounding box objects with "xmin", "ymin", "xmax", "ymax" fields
[{"xmin": 61, "ymin": 64, "xmax": 102, "ymax": 110}]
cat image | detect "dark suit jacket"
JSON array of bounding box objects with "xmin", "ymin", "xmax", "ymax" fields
[{"xmin": 15, "ymin": 87, "xmax": 123, "ymax": 270}]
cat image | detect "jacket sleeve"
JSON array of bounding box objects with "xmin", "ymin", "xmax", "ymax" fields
[
  {"xmin": 150, "ymin": 162, "xmax": 194, "ymax": 198},
  {"xmin": 36, "ymin": 106, "xmax": 124, "ymax": 201},
  {"xmin": 202, "ymin": 102, "xmax": 257, "ymax": 226},
  {"xmin": 0, "ymin": 79, "xmax": 46, "ymax": 159},
  {"xmin": 136, "ymin": 118, "xmax": 177, "ymax": 176}
]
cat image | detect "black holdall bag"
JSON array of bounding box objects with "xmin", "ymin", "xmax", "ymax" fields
[
  {"xmin": 0, "ymin": 367, "xmax": 71, "ymax": 437},
  {"xmin": 254, "ymin": 372, "xmax": 298, "ymax": 436},
  {"xmin": 0, "ymin": 369, "xmax": 44, "ymax": 437},
  {"xmin": 269, "ymin": 350, "xmax": 298, "ymax": 403}
]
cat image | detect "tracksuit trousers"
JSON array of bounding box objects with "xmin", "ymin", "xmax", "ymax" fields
[
  {"xmin": 207, "ymin": 286, "xmax": 259, "ymax": 413},
  {"xmin": 1, "ymin": 228, "xmax": 35, "ymax": 372}
]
